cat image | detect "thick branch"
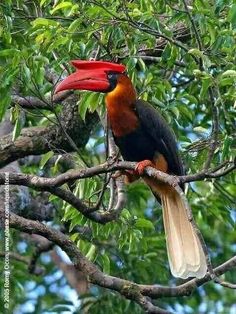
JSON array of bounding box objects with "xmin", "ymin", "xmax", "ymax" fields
[
  {"xmin": 0, "ymin": 160, "xmax": 234, "ymax": 189},
  {"xmin": 12, "ymin": 90, "xmax": 73, "ymax": 110},
  {"xmin": 12, "ymin": 95, "xmax": 52, "ymax": 110},
  {"xmin": 140, "ymin": 255, "xmax": 236, "ymax": 298},
  {"xmin": 0, "ymin": 160, "xmax": 234, "ymax": 225}
]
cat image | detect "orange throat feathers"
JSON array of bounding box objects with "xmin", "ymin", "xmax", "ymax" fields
[{"xmin": 105, "ymin": 75, "xmax": 138, "ymax": 137}]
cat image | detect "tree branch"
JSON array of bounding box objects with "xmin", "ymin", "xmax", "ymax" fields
[
  {"xmin": 0, "ymin": 159, "xmax": 234, "ymax": 225},
  {"xmin": 28, "ymin": 241, "xmax": 54, "ymax": 275},
  {"xmin": 182, "ymin": 0, "xmax": 203, "ymax": 51},
  {"xmin": 139, "ymin": 255, "xmax": 236, "ymax": 298},
  {"xmin": 12, "ymin": 95, "xmax": 52, "ymax": 110},
  {"xmin": 203, "ymin": 88, "xmax": 220, "ymax": 170},
  {"xmin": 0, "ymin": 160, "xmax": 234, "ymax": 189}
]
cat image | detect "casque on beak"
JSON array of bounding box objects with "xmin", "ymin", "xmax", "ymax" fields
[{"xmin": 54, "ymin": 60, "xmax": 126, "ymax": 93}]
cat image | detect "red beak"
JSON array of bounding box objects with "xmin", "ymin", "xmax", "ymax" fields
[{"xmin": 54, "ymin": 60, "xmax": 126, "ymax": 93}]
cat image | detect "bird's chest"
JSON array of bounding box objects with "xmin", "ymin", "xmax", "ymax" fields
[
  {"xmin": 108, "ymin": 109, "xmax": 139, "ymax": 137},
  {"xmin": 107, "ymin": 104, "xmax": 157, "ymax": 162},
  {"xmin": 114, "ymin": 126, "xmax": 156, "ymax": 162}
]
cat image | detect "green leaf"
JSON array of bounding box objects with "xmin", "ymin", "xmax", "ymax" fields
[
  {"xmin": 48, "ymin": 36, "xmax": 69, "ymax": 51},
  {"xmin": 87, "ymin": 92, "xmax": 100, "ymax": 112},
  {"xmin": 200, "ymin": 77, "xmax": 212, "ymax": 98},
  {"xmin": 222, "ymin": 136, "xmax": 233, "ymax": 161},
  {"xmin": 50, "ymin": 2, "xmax": 73, "ymax": 14},
  {"xmin": 0, "ymin": 48, "xmax": 20, "ymax": 57},
  {"xmin": 134, "ymin": 218, "xmax": 155, "ymax": 230},
  {"xmin": 78, "ymin": 92, "xmax": 100, "ymax": 120},
  {"xmin": 188, "ymin": 48, "xmax": 204, "ymax": 58},
  {"xmin": 183, "ymin": 94, "xmax": 198, "ymax": 105},
  {"xmin": 1, "ymin": 67, "xmax": 19, "ymax": 88},
  {"xmin": 193, "ymin": 126, "xmax": 209, "ymax": 134},
  {"xmin": 128, "ymin": 232, "xmax": 134, "ymax": 253},
  {"xmin": 12, "ymin": 116, "xmax": 24, "ymax": 141},
  {"xmin": 170, "ymin": 106, "xmax": 179, "ymax": 119},
  {"xmin": 31, "ymin": 18, "xmax": 58, "ymax": 28},
  {"xmin": 48, "ymin": 194, "xmax": 57, "ymax": 202},
  {"xmin": 221, "ymin": 70, "xmax": 236, "ymax": 78},
  {"xmin": 40, "ymin": 0, "xmax": 49, "ymax": 7},
  {"xmin": 40, "ymin": 151, "xmax": 54, "ymax": 169},
  {"xmin": 101, "ymin": 254, "xmax": 110, "ymax": 274},
  {"xmin": 40, "ymin": 0, "xmax": 49, "ymax": 8},
  {"xmin": 78, "ymin": 94, "xmax": 90, "ymax": 121},
  {"xmin": 162, "ymin": 42, "xmax": 172, "ymax": 61},
  {"xmin": 68, "ymin": 18, "xmax": 81, "ymax": 32},
  {"xmin": 70, "ymin": 233, "xmax": 79, "ymax": 242},
  {"xmin": 228, "ymin": 4, "xmax": 236, "ymax": 28},
  {"xmin": 202, "ymin": 55, "xmax": 212, "ymax": 69},
  {"xmin": 219, "ymin": 77, "xmax": 235, "ymax": 86},
  {"xmin": 0, "ymin": 89, "xmax": 11, "ymax": 122},
  {"xmin": 85, "ymin": 244, "xmax": 96, "ymax": 261},
  {"xmin": 137, "ymin": 58, "xmax": 146, "ymax": 72},
  {"xmin": 48, "ymin": 305, "xmax": 73, "ymax": 312}
]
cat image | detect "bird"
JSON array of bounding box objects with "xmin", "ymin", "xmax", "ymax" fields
[{"xmin": 55, "ymin": 60, "xmax": 207, "ymax": 279}]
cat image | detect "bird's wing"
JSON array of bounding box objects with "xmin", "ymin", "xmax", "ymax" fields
[{"xmin": 135, "ymin": 99, "xmax": 184, "ymax": 176}]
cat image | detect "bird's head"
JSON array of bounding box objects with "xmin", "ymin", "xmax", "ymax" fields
[{"xmin": 54, "ymin": 60, "xmax": 127, "ymax": 94}]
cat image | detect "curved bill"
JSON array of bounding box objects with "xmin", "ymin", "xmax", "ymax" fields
[{"xmin": 54, "ymin": 60, "xmax": 126, "ymax": 93}]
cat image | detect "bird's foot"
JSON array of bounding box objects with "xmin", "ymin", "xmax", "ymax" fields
[
  {"xmin": 112, "ymin": 170, "xmax": 123, "ymax": 179},
  {"xmin": 135, "ymin": 160, "xmax": 154, "ymax": 175},
  {"xmin": 112, "ymin": 169, "xmax": 134, "ymax": 178},
  {"xmin": 112, "ymin": 170, "xmax": 138, "ymax": 183}
]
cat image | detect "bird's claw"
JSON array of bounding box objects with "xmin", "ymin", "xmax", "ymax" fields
[
  {"xmin": 112, "ymin": 169, "xmax": 135, "ymax": 179},
  {"xmin": 112, "ymin": 170, "xmax": 123, "ymax": 179},
  {"xmin": 135, "ymin": 160, "xmax": 154, "ymax": 175}
]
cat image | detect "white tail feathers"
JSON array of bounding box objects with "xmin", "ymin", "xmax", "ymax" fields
[{"xmin": 161, "ymin": 190, "xmax": 207, "ymax": 279}]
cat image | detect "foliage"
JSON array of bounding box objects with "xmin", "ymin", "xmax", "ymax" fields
[{"xmin": 0, "ymin": 1, "xmax": 235, "ymax": 313}]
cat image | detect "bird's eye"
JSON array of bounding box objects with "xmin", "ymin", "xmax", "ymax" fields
[
  {"xmin": 107, "ymin": 72, "xmax": 118, "ymax": 90},
  {"xmin": 107, "ymin": 73, "xmax": 114, "ymax": 79}
]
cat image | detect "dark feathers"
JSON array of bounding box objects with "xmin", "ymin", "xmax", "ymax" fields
[{"xmin": 135, "ymin": 100, "xmax": 184, "ymax": 176}]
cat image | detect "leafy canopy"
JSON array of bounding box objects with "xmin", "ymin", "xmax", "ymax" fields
[{"xmin": 0, "ymin": 1, "xmax": 235, "ymax": 313}]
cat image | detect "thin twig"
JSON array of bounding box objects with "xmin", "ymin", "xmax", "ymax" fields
[
  {"xmin": 28, "ymin": 242, "xmax": 54, "ymax": 274},
  {"xmin": 203, "ymin": 88, "xmax": 220, "ymax": 170},
  {"xmin": 0, "ymin": 251, "xmax": 44, "ymax": 275},
  {"xmin": 182, "ymin": 0, "xmax": 203, "ymax": 51}
]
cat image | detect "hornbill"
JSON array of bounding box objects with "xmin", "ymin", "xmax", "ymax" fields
[{"xmin": 55, "ymin": 60, "xmax": 207, "ymax": 279}]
